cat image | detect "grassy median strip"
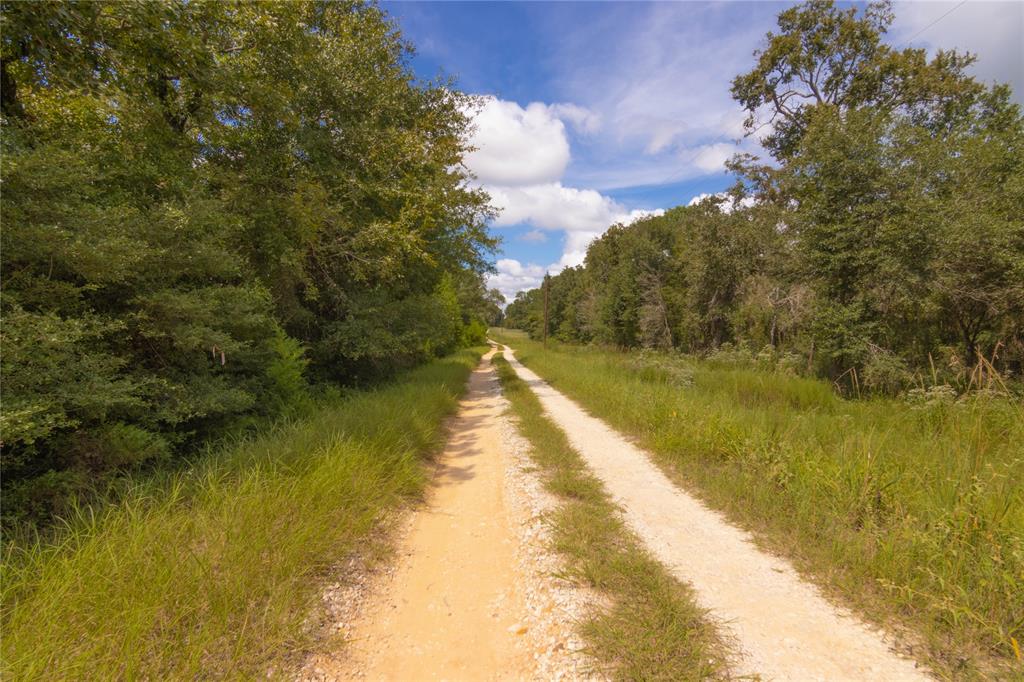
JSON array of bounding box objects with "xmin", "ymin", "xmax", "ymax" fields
[
  {"xmin": 492, "ymin": 330, "xmax": 1023, "ymax": 679},
  {"xmin": 493, "ymin": 351, "xmax": 731, "ymax": 681},
  {"xmin": 1, "ymin": 349, "xmax": 482, "ymax": 681}
]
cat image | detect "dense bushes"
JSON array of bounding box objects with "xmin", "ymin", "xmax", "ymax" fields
[
  {"xmin": 505, "ymin": 0, "xmax": 1024, "ymax": 393},
  {"xmin": 0, "ymin": 1, "xmax": 501, "ymax": 526}
]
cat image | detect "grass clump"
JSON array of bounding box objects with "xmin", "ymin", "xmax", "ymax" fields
[
  {"xmin": 493, "ymin": 351, "xmax": 731, "ymax": 680},
  {"xmin": 1, "ymin": 349, "xmax": 482, "ymax": 681},
  {"xmin": 491, "ymin": 329, "xmax": 1023, "ymax": 679}
]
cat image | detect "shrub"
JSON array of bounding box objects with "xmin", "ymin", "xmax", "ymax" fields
[{"xmin": 860, "ymin": 348, "xmax": 913, "ymax": 395}]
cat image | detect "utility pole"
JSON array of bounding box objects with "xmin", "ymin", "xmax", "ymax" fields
[{"xmin": 542, "ymin": 274, "xmax": 550, "ymax": 348}]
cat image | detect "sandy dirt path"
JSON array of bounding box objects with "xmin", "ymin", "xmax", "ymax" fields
[
  {"xmin": 502, "ymin": 345, "xmax": 930, "ymax": 682},
  {"xmin": 302, "ymin": 349, "xmax": 595, "ymax": 681}
]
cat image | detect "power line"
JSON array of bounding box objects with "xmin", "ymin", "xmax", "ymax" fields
[{"xmin": 901, "ymin": 0, "xmax": 969, "ymax": 48}]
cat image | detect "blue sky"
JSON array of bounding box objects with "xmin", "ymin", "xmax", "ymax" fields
[{"xmin": 383, "ymin": 1, "xmax": 1024, "ymax": 301}]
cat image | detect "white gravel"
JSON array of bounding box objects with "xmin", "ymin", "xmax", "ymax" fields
[{"xmin": 497, "ymin": 398, "xmax": 604, "ymax": 681}]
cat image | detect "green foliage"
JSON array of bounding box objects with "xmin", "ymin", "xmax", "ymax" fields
[
  {"xmin": 505, "ymin": 0, "xmax": 1024, "ymax": 393},
  {"xmin": 266, "ymin": 328, "xmax": 311, "ymax": 413},
  {"xmin": 0, "ymin": 1, "xmax": 498, "ymax": 526},
  {"xmin": 1, "ymin": 349, "xmax": 480, "ymax": 680},
  {"xmin": 461, "ymin": 318, "xmax": 489, "ymax": 346}
]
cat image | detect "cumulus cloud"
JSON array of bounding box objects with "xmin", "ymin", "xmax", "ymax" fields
[
  {"xmin": 488, "ymin": 182, "xmax": 660, "ymax": 233},
  {"xmin": 464, "ymin": 97, "xmax": 570, "ymax": 186},
  {"xmin": 549, "ymin": 103, "xmax": 602, "ymax": 134},
  {"xmin": 551, "ymin": 229, "xmax": 603, "ymax": 271},
  {"xmin": 465, "ymin": 96, "xmax": 663, "ymax": 300},
  {"xmin": 488, "ymin": 258, "xmax": 546, "ymax": 302}
]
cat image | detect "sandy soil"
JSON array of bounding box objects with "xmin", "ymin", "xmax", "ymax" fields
[
  {"xmin": 300, "ymin": 349, "xmax": 596, "ymax": 681},
  {"xmin": 502, "ymin": 346, "xmax": 931, "ymax": 682}
]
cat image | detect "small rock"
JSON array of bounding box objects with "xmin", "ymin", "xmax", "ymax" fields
[{"xmin": 507, "ymin": 622, "xmax": 529, "ymax": 635}]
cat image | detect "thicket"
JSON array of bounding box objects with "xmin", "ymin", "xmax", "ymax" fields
[
  {"xmin": 505, "ymin": 0, "xmax": 1024, "ymax": 393},
  {"xmin": 0, "ymin": 1, "xmax": 504, "ymax": 527}
]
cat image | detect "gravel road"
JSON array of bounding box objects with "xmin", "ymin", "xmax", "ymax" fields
[{"xmin": 502, "ymin": 345, "xmax": 930, "ymax": 682}]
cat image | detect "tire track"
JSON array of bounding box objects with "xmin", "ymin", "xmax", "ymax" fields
[{"xmin": 502, "ymin": 345, "xmax": 929, "ymax": 681}]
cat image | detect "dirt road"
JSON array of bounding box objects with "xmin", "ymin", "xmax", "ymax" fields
[
  {"xmin": 502, "ymin": 346, "xmax": 929, "ymax": 681},
  {"xmin": 303, "ymin": 344, "xmax": 932, "ymax": 681},
  {"xmin": 303, "ymin": 349, "xmax": 593, "ymax": 681}
]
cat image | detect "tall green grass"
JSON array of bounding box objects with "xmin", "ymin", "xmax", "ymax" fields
[
  {"xmin": 491, "ymin": 330, "xmax": 1023, "ymax": 679},
  {"xmin": 1, "ymin": 349, "xmax": 481, "ymax": 680}
]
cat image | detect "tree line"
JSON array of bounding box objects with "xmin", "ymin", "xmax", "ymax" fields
[
  {"xmin": 506, "ymin": 0, "xmax": 1023, "ymax": 393},
  {"xmin": 0, "ymin": 1, "xmax": 503, "ymax": 527}
]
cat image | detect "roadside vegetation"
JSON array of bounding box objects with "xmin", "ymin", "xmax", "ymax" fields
[
  {"xmin": 493, "ymin": 350, "xmax": 732, "ymax": 680},
  {"xmin": 1, "ymin": 349, "xmax": 480, "ymax": 680},
  {"xmin": 492, "ymin": 330, "xmax": 1023, "ymax": 678},
  {"xmin": 1, "ymin": 2, "xmax": 503, "ymax": 529}
]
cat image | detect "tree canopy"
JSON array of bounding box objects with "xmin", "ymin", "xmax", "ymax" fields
[
  {"xmin": 1, "ymin": 0, "xmax": 500, "ymax": 526},
  {"xmin": 731, "ymin": 0, "xmax": 983, "ymax": 159},
  {"xmin": 508, "ymin": 0, "xmax": 1023, "ymax": 392}
]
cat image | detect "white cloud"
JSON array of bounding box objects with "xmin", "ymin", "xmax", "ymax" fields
[
  {"xmin": 464, "ymin": 97, "xmax": 570, "ymax": 186},
  {"xmin": 550, "ymin": 103, "xmax": 602, "ymax": 134},
  {"xmin": 551, "ymin": 230, "xmax": 603, "ymax": 272},
  {"xmin": 488, "ymin": 182, "xmax": 660, "ymax": 233},
  {"xmin": 488, "ymin": 258, "xmax": 546, "ymax": 302},
  {"xmin": 690, "ymin": 142, "xmax": 737, "ymax": 174},
  {"xmin": 494, "ymin": 258, "xmax": 540, "ymax": 278},
  {"xmin": 466, "ymin": 97, "xmax": 664, "ymax": 299}
]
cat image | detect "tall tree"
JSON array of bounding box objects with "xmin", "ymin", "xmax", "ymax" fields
[
  {"xmin": 1, "ymin": 0, "xmax": 497, "ymax": 525},
  {"xmin": 731, "ymin": 0, "xmax": 982, "ymax": 160}
]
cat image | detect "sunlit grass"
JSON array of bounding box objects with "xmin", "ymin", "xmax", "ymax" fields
[
  {"xmin": 493, "ymin": 351, "xmax": 731, "ymax": 680},
  {"xmin": 492, "ymin": 329, "xmax": 1023, "ymax": 679},
  {"xmin": 1, "ymin": 349, "xmax": 482, "ymax": 680}
]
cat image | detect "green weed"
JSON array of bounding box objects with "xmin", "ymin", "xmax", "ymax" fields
[
  {"xmin": 1, "ymin": 349, "xmax": 482, "ymax": 680},
  {"xmin": 494, "ymin": 352, "xmax": 731, "ymax": 680},
  {"xmin": 492, "ymin": 330, "xmax": 1023, "ymax": 679}
]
